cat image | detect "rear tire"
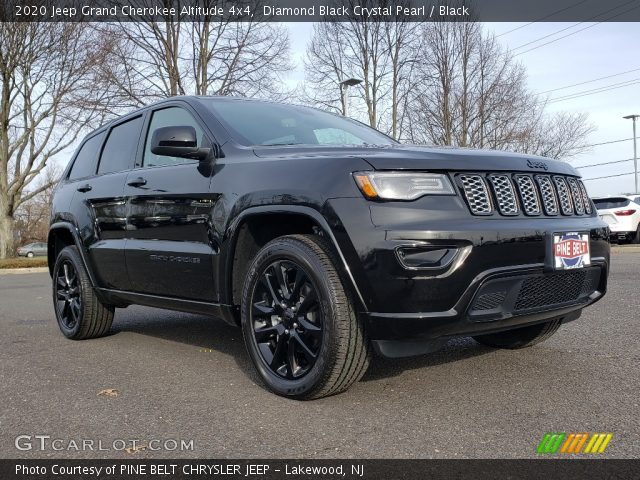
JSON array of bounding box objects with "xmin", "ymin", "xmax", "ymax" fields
[
  {"xmin": 472, "ymin": 318, "xmax": 562, "ymax": 349},
  {"xmin": 241, "ymin": 234, "xmax": 370, "ymax": 400},
  {"xmin": 52, "ymin": 246, "xmax": 114, "ymax": 340},
  {"xmin": 633, "ymin": 225, "xmax": 640, "ymax": 245}
]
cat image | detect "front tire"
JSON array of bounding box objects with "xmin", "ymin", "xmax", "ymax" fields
[
  {"xmin": 52, "ymin": 246, "xmax": 114, "ymax": 340},
  {"xmin": 241, "ymin": 234, "xmax": 370, "ymax": 399},
  {"xmin": 26, "ymin": 252, "xmax": 34, "ymax": 258},
  {"xmin": 473, "ymin": 318, "xmax": 562, "ymax": 349}
]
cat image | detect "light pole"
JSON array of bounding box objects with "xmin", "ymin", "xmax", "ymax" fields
[
  {"xmin": 340, "ymin": 78, "xmax": 362, "ymax": 117},
  {"xmin": 623, "ymin": 114, "xmax": 639, "ymax": 193}
]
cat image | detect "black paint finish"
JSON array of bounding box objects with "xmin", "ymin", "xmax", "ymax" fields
[{"xmin": 49, "ymin": 96, "xmax": 610, "ymax": 350}]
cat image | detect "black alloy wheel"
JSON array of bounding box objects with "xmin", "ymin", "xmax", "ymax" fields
[
  {"xmin": 52, "ymin": 245, "xmax": 114, "ymax": 340},
  {"xmin": 241, "ymin": 235, "xmax": 370, "ymax": 400},
  {"xmin": 55, "ymin": 260, "xmax": 82, "ymax": 330},
  {"xmin": 250, "ymin": 260, "xmax": 323, "ymax": 379}
]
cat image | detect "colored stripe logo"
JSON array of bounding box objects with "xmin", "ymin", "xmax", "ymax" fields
[{"xmin": 537, "ymin": 433, "xmax": 613, "ymax": 454}]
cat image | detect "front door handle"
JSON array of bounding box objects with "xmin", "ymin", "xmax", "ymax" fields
[
  {"xmin": 127, "ymin": 177, "xmax": 147, "ymax": 187},
  {"xmin": 76, "ymin": 184, "xmax": 92, "ymax": 193}
]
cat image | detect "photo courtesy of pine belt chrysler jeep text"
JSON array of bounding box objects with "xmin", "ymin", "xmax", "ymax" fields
[{"xmin": 48, "ymin": 97, "xmax": 610, "ymax": 399}]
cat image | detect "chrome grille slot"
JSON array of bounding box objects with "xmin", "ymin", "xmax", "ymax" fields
[
  {"xmin": 458, "ymin": 172, "xmax": 590, "ymax": 218},
  {"xmin": 566, "ymin": 177, "xmax": 585, "ymax": 215},
  {"xmin": 459, "ymin": 174, "xmax": 492, "ymax": 215},
  {"xmin": 514, "ymin": 175, "xmax": 541, "ymax": 215},
  {"xmin": 535, "ymin": 175, "xmax": 559, "ymax": 216},
  {"xmin": 578, "ymin": 180, "xmax": 592, "ymax": 214},
  {"xmin": 488, "ymin": 174, "xmax": 519, "ymax": 215},
  {"xmin": 553, "ymin": 176, "xmax": 574, "ymax": 215}
]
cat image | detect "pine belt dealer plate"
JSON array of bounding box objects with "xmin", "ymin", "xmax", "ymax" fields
[{"xmin": 553, "ymin": 232, "xmax": 591, "ymax": 270}]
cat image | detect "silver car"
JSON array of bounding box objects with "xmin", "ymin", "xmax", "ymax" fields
[{"xmin": 16, "ymin": 242, "xmax": 47, "ymax": 258}]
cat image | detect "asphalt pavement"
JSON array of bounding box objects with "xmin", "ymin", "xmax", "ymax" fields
[{"xmin": 0, "ymin": 253, "xmax": 638, "ymax": 459}]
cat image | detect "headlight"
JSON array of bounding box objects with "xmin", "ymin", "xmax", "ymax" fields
[{"xmin": 353, "ymin": 171, "xmax": 455, "ymax": 200}]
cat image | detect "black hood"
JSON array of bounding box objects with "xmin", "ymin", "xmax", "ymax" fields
[{"xmin": 252, "ymin": 143, "xmax": 579, "ymax": 177}]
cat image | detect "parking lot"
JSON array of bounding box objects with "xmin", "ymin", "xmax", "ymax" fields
[{"xmin": 0, "ymin": 251, "xmax": 638, "ymax": 459}]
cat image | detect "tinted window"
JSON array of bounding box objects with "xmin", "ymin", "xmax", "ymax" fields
[
  {"xmin": 68, "ymin": 133, "xmax": 104, "ymax": 180},
  {"xmin": 593, "ymin": 198, "xmax": 631, "ymax": 209},
  {"xmin": 207, "ymin": 100, "xmax": 395, "ymax": 147},
  {"xmin": 98, "ymin": 116, "xmax": 143, "ymax": 175},
  {"xmin": 634, "ymin": 197, "xmax": 640, "ymax": 205},
  {"xmin": 144, "ymin": 107, "xmax": 205, "ymax": 167}
]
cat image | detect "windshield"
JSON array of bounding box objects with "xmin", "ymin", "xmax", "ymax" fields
[
  {"xmin": 207, "ymin": 99, "xmax": 396, "ymax": 147},
  {"xmin": 593, "ymin": 198, "xmax": 630, "ymax": 209}
]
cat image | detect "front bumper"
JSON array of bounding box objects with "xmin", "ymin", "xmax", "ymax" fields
[
  {"xmin": 325, "ymin": 197, "xmax": 610, "ymax": 342},
  {"xmin": 364, "ymin": 261, "xmax": 606, "ymax": 341}
]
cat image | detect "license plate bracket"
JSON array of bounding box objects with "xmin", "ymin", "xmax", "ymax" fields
[{"xmin": 551, "ymin": 232, "xmax": 591, "ymax": 270}]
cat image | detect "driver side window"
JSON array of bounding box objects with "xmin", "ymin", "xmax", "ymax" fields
[{"xmin": 144, "ymin": 107, "xmax": 205, "ymax": 167}]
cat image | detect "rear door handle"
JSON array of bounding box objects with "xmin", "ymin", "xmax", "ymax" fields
[
  {"xmin": 76, "ymin": 184, "xmax": 92, "ymax": 193},
  {"xmin": 127, "ymin": 177, "xmax": 147, "ymax": 187}
]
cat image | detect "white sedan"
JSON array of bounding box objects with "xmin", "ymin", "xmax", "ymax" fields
[{"xmin": 593, "ymin": 195, "xmax": 640, "ymax": 244}]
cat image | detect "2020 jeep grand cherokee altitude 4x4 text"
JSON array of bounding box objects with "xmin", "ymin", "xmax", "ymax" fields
[{"xmin": 48, "ymin": 97, "xmax": 610, "ymax": 399}]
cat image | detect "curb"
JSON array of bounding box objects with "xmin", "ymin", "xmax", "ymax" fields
[
  {"xmin": 0, "ymin": 267, "xmax": 49, "ymax": 275},
  {"xmin": 611, "ymin": 246, "xmax": 640, "ymax": 254}
]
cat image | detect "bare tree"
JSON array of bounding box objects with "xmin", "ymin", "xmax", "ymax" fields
[
  {"xmin": 382, "ymin": 10, "xmax": 421, "ymax": 139},
  {"xmin": 303, "ymin": 1, "xmax": 392, "ymax": 131},
  {"xmin": 14, "ymin": 164, "xmax": 61, "ymax": 246},
  {"xmin": 0, "ymin": 23, "xmax": 115, "ymax": 258},
  {"xmin": 517, "ymin": 111, "xmax": 595, "ymax": 160},
  {"xmin": 302, "ymin": 22, "xmax": 350, "ymax": 115},
  {"xmin": 405, "ymin": 20, "xmax": 594, "ymax": 159},
  {"xmin": 104, "ymin": 0, "xmax": 292, "ymax": 105},
  {"xmin": 190, "ymin": 16, "xmax": 291, "ymax": 97}
]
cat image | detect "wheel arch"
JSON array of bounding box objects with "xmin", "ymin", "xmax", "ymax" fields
[
  {"xmin": 47, "ymin": 222, "xmax": 96, "ymax": 287},
  {"xmin": 223, "ymin": 206, "xmax": 367, "ymax": 320}
]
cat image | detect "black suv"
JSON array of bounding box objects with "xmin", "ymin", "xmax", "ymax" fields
[{"xmin": 49, "ymin": 97, "xmax": 609, "ymax": 399}]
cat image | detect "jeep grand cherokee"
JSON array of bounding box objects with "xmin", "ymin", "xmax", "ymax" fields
[{"xmin": 48, "ymin": 97, "xmax": 610, "ymax": 399}]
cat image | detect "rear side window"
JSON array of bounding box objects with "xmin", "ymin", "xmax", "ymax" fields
[
  {"xmin": 98, "ymin": 116, "xmax": 143, "ymax": 175},
  {"xmin": 68, "ymin": 133, "xmax": 104, "ymax": 180},
  {"xmin": 593, "ymin": 198, "xmax": 630, "ymax": 209}
]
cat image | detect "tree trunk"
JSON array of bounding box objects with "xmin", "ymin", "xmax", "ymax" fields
[{"xmin": 0, "ymin": 213, "xmax": 15, "ymax": 259}]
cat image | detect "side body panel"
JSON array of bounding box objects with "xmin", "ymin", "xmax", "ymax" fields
[{"xmin": 124, "ymin": 164, "xmax": 218, "ymax": 301}]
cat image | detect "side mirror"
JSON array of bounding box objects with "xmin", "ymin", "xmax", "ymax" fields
[{"xmin": 150, "ymin": 126, "xmax": 211, "ymax": 161}]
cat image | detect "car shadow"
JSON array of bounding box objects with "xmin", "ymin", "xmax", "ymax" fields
[
  {"xmin": 361, "ymin": 337, "xmax": 495, "ymax": 382},
  {"xmin": 111, "ymin": 307, "xmax": 496, "ymax": 385}
]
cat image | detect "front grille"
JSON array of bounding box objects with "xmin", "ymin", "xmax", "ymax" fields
[
  {"xmin": 458, "ymin": 172, "xmax": 592, "ymax": 218},
  {"xmin": 514, "ymin": 269, "xmax": 600, "ymax": 312},
  {"xmin": 578, "ymin": 180, "xmax": 593, "ymax": 214},
  {"xmin": 535, "ymin": 175, "xmax": 560, "ymax": 216},
  {"xmin": 488, "ymin": 174, "xmax": 519, "ymax": 215},
  {"xmin": 567, "ymin": 177, "xmax": 585, "ymax": 215},
  {"xmin": 459, "ymin": 174, "xmax": 492, "ymax": 215},
  {"xmin": 469, "ymin": 267, "xmax": 602, "ymax": 321},
  {"xmin": 514, "ymin": 175, "xmax": 541, "ymax": 215},
  {"xmin": 553, "ymin": 176, "xmax": 574, "ymax": 215}
]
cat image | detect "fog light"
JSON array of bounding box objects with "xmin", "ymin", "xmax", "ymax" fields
[{"xmin": 395, "ymin": 247, "xmax": 458, "ymax": 270}]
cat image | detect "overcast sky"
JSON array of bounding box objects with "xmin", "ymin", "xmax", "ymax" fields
[{"xmin": 285, "ymin": 21, "xmax": 640, "ymax": 197}]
